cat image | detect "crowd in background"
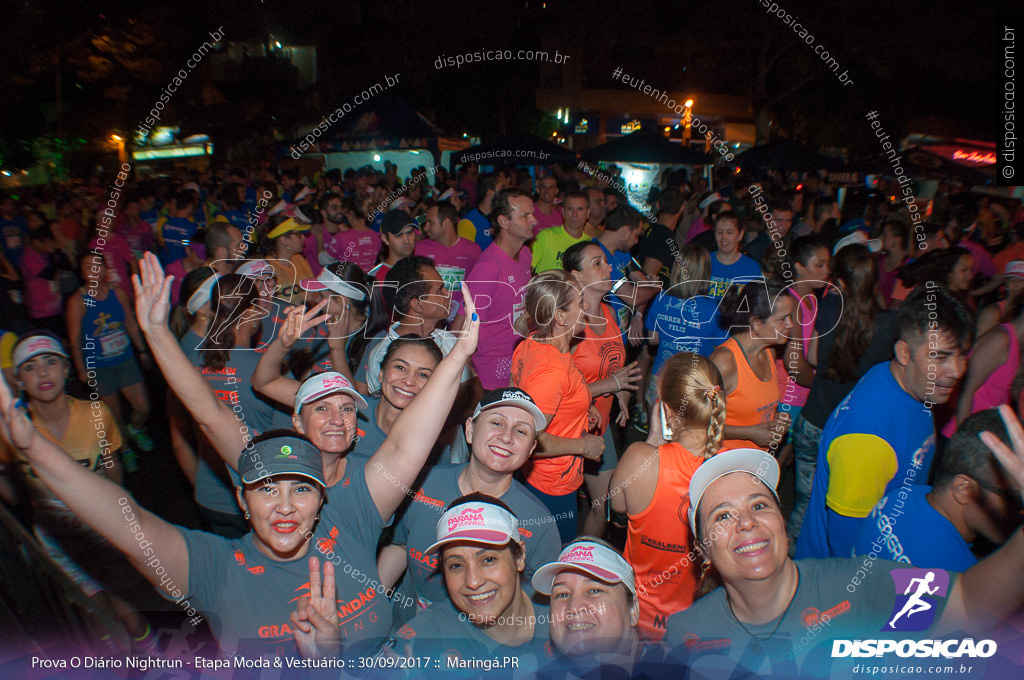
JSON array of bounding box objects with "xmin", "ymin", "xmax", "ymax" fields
[{"xmin": 3, "ymin": 158, "xmax": 1024, "ymax": 677}]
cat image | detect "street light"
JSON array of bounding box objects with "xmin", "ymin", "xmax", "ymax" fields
[
  {"xmin": 110, "ymin": 133, "xmax": 126, "ymax": 164},
  {"xmin": 682, "ymin": 100, "xmax": 694, "ymax": 144}
]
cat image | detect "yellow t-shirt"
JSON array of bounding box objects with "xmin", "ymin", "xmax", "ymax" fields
[
  {"xmin": 0, "ymin": 331, "xmax": 17, "ymax": 370},
  {"xmin": 3, "ymin": 397, "xmax": 122, "ymax": 501},
  {"xmin": 531, "ymin": 226, "xmax": 590, "ymax": 273},
  {"xmin": 2, "ymin": 397, "xmax": 122, "ymax": 539}
]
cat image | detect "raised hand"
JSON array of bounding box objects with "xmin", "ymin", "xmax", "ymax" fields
[
  {"xmin": 324, "ymin": 299, "xmax": 351, "ymax": 349},
  {"xmin": 0, "ymin": 373, "xmax": 35, "ymax": 451},
  {"xmin": 131, "ymin": 253, "xmax": 174, "ymax": 336},
  {"xmin": 980, "ymin": 405, "xmax": 1024, "ymax": 506},
  {"xmin": 279, "ymin": 300, "xmax": 329, "ymax": 350},
  {"xmin": 451, "ymin": 282, "xmax": 479, "ymax": 359},
  {"xmin": 290, "ymin": 556, "xmax": 341, "ymax": 659}
]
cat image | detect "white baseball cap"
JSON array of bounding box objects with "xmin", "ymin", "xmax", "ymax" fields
[
  {"xmin": 833, "ymin": 230, "xmax": 882, "ymax": 255},
  {"xmin": 532, "ymin": 539, "xmax": 636, "ymax": 596},
  {"xmin": 686, "ymin": 448, "xmax": 780, "ymax": 536},
  {"xmin": 293, "ymin": 372, "xmax": 368, "ymax": 415},
  {"xmin": 299, "ymin": 267, "xmax": 367, "ymax": 301},
  {"xmin": 1005, "ymin": 260, "xmax": 1024, "ymax": 279},
  {"xmin": 426, "ymin": 500, "xmax": 522, "ymax": 555},
  {"xmin": 235, "ymin": 259, "xmax": 275, "ymax": 279},
  {"xmin": 186, "ymin": 272, "xmax": 220, "ymax": 315},
  {"xmin": 13, "ymin": 334, "xmax": 69, "ymax": 369}
]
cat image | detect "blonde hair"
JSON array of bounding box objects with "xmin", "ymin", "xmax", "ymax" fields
[
  {"xmin": 658, "ymin": 352, "xmax": 725, "ymax": 459},
  {"xmin": 668, "ymin": 244, "xmax": 711, "ymax": 299},
  {"xmin": 515, "ymin": 270, "xmax": 580, "ymax": 338}
]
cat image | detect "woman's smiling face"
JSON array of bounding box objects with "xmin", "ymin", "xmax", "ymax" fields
[
  {"xmin": 379, "ymin": 343, "xmax": 438, "ymax": 410},
  {"xmin": 239, "ymin": 475, "xmax": 323, "ymax": 561},
  {"xmin": 698, "ymin": 472, "xmax": 788, "ymax": 584}
]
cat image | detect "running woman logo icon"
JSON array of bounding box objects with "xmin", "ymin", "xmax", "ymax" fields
[{"xmin": 883, "ymin": 568, "xmax": 950, "ymax": 632}]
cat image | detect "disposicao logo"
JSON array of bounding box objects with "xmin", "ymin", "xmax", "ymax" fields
[
  {"xmin": 830, "ymin": 567, "xmax": 996, "ymax": 661},
  {"xmin": 884, "ymin": 568, "xmax": 948, "ymax": 632}
]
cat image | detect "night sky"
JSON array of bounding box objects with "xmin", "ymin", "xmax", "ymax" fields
[{"xmin": 0, "ymin": 0, "xmax": 1013, "ymax": 170}]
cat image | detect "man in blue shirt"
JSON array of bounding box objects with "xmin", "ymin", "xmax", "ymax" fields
[
  {"xmin": 796, "ymin": 284, "xmax": 973, "ymax": 559},
  {"xmin": 0, "ymin": 194, "xmax": 28, "ymax": 268},
  {"xmin": 457, "ymin": 172, "xmax": 507, "ymax": 250},
  {"xmin": 158, "ymin": 190, "xmax": 200, "ymax": 265},
  {"xmin": 854, "ymin": 409, "xmax": 1020, "ymax": 571},
  {"xmin": 592, "ymin": 206, "xmax": 659, "ymax": 330}
]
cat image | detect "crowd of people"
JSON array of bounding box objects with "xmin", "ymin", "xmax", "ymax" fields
[{"xmin": 2, "ymin": 159, "xmax": 1024, "ymax": 678}]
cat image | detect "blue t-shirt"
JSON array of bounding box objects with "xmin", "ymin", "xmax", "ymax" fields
[
  {"xmin": 593, "ymin": 239, "xmax": 634, "ymax": 330},
  {"xmin": 645, "ymin": 292, "xmax": 725, "ymax": 376},
  {"xmin": 460, "ymin": 207, "xmax": 493, "ymax": 249},
  {"xmin": 853, "ymin": 484, "xmax": 977, "ymax": 571},
  {"xmin": 218, "ymin": 208, "xmax": 250, "ymax": 232},
  {"xmin": 160, "ymin": 216, "xmax": 199, "ymax": 264},
  {"xmin": 708, "ymin": 252, "xmax": 762, "ymax": 299},
  {"xmin": 139, "ymin": 207, "xmax": 160, "ymax": 231},
  {"xmin": 796, "ymin": 362, "xmax": 936, "ymax": 560},
  {"xmin": 0, "ymin": 216, "xmax": 28, "ymax": 267}
]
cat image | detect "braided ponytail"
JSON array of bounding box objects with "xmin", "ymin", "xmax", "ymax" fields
[
  {"xmin": 658, "ymin": 352, "xmax": 725, "ymax": 457},
  {"xmin": 703, "ymin": 388, "xmax": 726, "ymax": 459}
]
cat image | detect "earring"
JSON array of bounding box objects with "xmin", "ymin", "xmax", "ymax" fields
[
  {"xmin": 314, "ymin": 514, "xmax": 320, "ymax": 521},
  {"xmin": 244, "ymin": 511, "xmax": 250, "ymax": 520},
  {"xmin": 700, "ymin": 561, "xmax": 712, "ymax": 580}
]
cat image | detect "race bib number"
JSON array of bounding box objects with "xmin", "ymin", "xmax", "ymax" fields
[
  {"xmin": 436, "ymin": 266, "xmax": 466, "ymax": 291},
  {"xmin": 99, "ymin": 329, "xmax": 130, "ymax": 357}
]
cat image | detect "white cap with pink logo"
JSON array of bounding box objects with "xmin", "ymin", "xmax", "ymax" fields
[
  {"xmin": 426, "ymin": 499, "xmax": 523, "ymax": 555},
  {"xmin": 293, "ymin": 371, "xmax": 369, "ymax": 414},
  {"xmin": 13, "ymin": 334, "xmax": 69, "ymax": 369},
  {"xmin": 532, "ymin": 539, "xmax": 636, "ymax": 596}
]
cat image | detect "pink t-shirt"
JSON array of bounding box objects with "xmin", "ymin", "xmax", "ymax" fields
[
  {"xmin": 958, "ymin": 240, "xmax": 998, "ymax": 279},
  {"xmin": 165, "ymin": 259, "xmax": 189, "ymax": 306},
  {"xmin": 327, "ymin": 229, "xmax": 382, "ymax": 273},
  {"xmin": 533, "ymin": 204, "xmax": 563, "ymax": 235},
  {"xmin": 466, "ymin": 243, "xmax": 532, "ymax": 389},
  {"xmin": 685, "ymin": 216, "xmax": 710, "ymax": 243},
  {"xmin": 20, "ymin": 248, "xmax": 63, "ymax": 318},
  {"xmin": 303, "ymin": 230, "xmax": 324, "ymax": 276},
  {"xmin": 416, "ymin": 236, "xmax": 482, "ymax": 290},
  {"xmin": 941, "ymin": 323, "xmax": 1020, "ymax": 437},
  {"xmin": 115, "ymin": 217, "xmax": 155, "ymax": 258},
  {"xmin": 89, "ymin": 233, "xmax": 133, "ymax": 295}
]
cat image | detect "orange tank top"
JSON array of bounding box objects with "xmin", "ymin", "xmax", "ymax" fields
[
  {"xmin": 571, "ymin": 303, "xmax": 626, "ymax": 435},
  {"xmin": 719, "ymin": 336, "xmax": 780, "ymax": 450},
  {"xmin": 624, "ymin": 441, "xmax": 706, "ymax": 642}
]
